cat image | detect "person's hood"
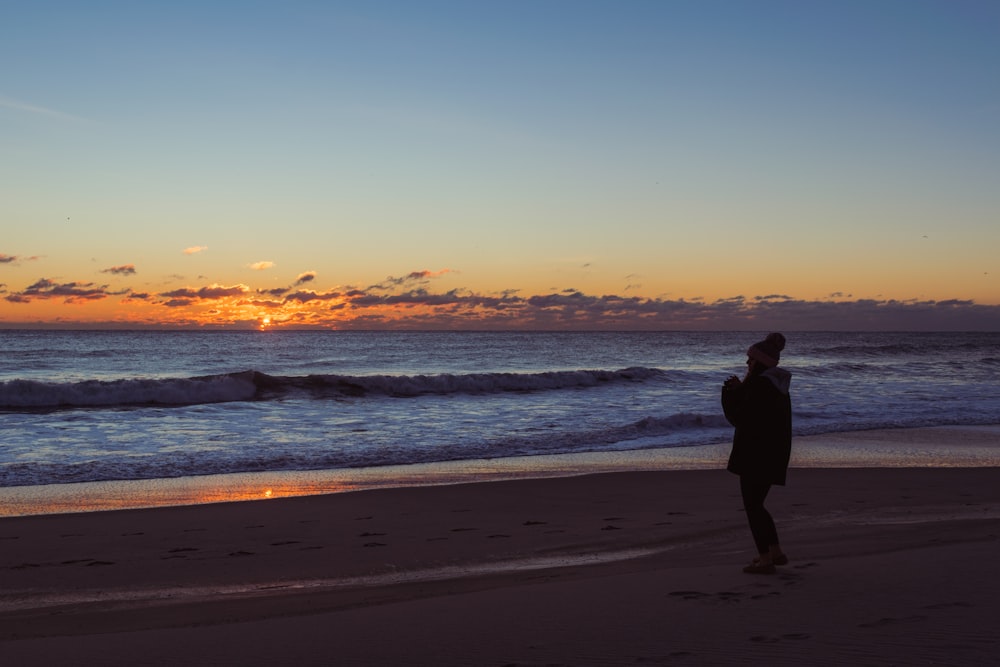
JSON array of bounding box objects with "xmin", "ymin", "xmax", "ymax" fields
[{"xmin": 761, "ymin": 366, "xmax": 792, "ymax": 395}]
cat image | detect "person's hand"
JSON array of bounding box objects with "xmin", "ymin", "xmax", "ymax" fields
[{"xmin": 724, "ymin": 375, "xmax": 741, "ymax": 389}]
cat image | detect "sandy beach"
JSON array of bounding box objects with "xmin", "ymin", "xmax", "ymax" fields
[{"xmin": 2, "ymin": 429, "xmax": 999, "ymax": 666}]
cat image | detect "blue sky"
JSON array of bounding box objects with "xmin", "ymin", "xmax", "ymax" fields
[{"xmin": 2, "ymin": 1, "xmax": 999, "ymax": 329}]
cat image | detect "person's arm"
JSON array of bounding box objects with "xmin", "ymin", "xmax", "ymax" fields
[{"xmin": 721, "ymin": 380, "xmax": 744, "ymax": 427}]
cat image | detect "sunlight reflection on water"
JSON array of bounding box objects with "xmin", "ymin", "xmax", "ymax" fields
[{"xmin": 1, "ymin": 426, "xmax": 997, "ymax": 517}]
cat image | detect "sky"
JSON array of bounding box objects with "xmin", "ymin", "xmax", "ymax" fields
[{"xmin": 2, "ymin": 0, "xmax": 999, "ymax": 330}]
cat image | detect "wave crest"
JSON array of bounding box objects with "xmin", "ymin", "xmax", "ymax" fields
[{"xmin": 0, "ymin": 367, "xmax": 665, "ymax": 410}]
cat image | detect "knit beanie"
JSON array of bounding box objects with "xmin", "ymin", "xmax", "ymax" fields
[{"xmin": 747, "ymin": 332, "xmax": 786, "ymax": 368}]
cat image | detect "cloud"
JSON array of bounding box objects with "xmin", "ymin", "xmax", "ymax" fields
[
  {"xmin": 0, "ymin": 254, "xmax": 41, "ymax": 265},
  {"xmin": 317, "ymin": 286, "xmax": 1000, "ymax": 331},
  {"xmin": 408, "ymin": 269, "xmax": 453, "ymax": 280},
  {"xmin": 253, "ymin": 271, "xmax": 319, "ymax": 298},
  {"xmin": 284, "ymin": 289, "xmax": 342, "ymax": 303},
  {"xmin": 101, "ymin": 264, "xmax": 137, "ymax": 276},
  {"xmin": 183, "ymin": 246, "xmax": 208, "ymax": 255},
  {"xmin": 370, "ymin": 269, "xmax": 454, "ymax": 291},
  {"xmin": 4, "ymin": 266, "xmax": 1000, "ymax": 331},
  {"xmin": 249, "ymin": 261, "xmax": 275, "ymax": 271},
  {"xmin": 0, "ymin": 96, "xmax": 86, "ymax": 122},
  {"xmin": 159, "ymin": 284, "xmax": 250, "ymax": 301},
  {"xmin": 5, "ymin": 278, "xmax": 119, "ymax": 304}
]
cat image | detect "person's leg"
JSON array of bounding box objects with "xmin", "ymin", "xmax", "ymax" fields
[{"xmin": 739, "ymin": 476, "xmax": 780, "ymax": 565}]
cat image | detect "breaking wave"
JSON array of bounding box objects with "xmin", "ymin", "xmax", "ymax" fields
[{"xmin": 0, "ymin": 367, "xmax": 665, "ymax": 410}]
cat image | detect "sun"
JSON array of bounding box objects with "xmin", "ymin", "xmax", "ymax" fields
[{"xmin": 259, "ymin": 316, "xmax": 272, "ymax": 331}]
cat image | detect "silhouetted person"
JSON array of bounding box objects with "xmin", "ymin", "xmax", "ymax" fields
[{"xmin": 722, "ymin": 332, "xmax": 792, "ymax": 574}]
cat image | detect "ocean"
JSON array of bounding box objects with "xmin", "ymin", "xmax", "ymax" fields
[{"xmin": 1, "ymin": 330, "xmax": 998, "ymax": 512}]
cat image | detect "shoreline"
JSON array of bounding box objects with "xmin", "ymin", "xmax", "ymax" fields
[
  {"xmin": 1, "ymin": 462, "xmax": 998, "ymax": 664},
  {"xmin": 2, "ymin": 424, "xmax": 999, "ymax": 517}
]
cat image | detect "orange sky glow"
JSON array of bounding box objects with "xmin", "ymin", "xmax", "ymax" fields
[{"xmin": 2, "ymin": 3, "xmax": 999, "ymax": 331}]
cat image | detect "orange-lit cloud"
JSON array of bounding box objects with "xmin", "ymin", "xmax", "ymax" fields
[
  {"xmin": 369, "ymin": 269, "xmax": 455, "ymax": 291},
  {"xmin": 183, "ymin": 246, "xmax": 208, "ymax": 255},
  {"xmin": 158, "ymin": 283, "xmax": 250, "ymax": 307},
  {"xmin": 249, "ymin": 261, "xmax": 275, "ymax": 271},
  {"xmin": 0, "ymin": 254, "xmax": 41, "ymax": 264},
  {"xmin": 3, "ymin": 269, "xmax": 999, "ymax": 331},
  {"xmin": 101, "ymin": 264, "xmax": 137, "ymax": 276},
  {"xmin": 5, "ymin": 278, "xmax": 119, "ymax": 303}
]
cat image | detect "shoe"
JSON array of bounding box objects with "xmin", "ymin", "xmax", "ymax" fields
[
  {"xmin": 751, "ymin": 554, "xmax": 789, "ymax": 567},
  {"xmin": 743, "ymin": 562, "xmax": 776, "ymax": 575}
]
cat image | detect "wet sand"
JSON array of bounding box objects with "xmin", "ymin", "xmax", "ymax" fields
[{"xmin": 1, "ymin": 429, "xmax": 999, "ymax": 665}]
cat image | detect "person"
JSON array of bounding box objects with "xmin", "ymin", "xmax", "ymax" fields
[{"xmin": 721, "ymin": 332, "xmax": 792, "ymax": 574}]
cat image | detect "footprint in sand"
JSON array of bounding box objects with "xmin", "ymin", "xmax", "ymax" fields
[
  {"xmin": 228, "ymin": 550, "xmax": 255, "ymax": 557},
  {"xmin": 270, "ymin": 540, "xmax": 301, "ymax": 546},
  {"xmin": 858, "ymin": 615, "xmax": 927, "ymax": 628},
  {"xmin": 750, "ymin": 591, "xmax": 782, "ymax": 600},
  {"xmin": 10, "ymin": 562, "xmax": 40, "ymax": 570},
  {"xmin": 923, "ymin": 601, "xmax": 974, "ymax": 610},
  {"xmin": 167, "ymin": 547, "xmax": 199, "ymax": 553},
  {"xmin": 669, "ymin": 590, "xmax": 709, "ymax": 600},
  {"xmin": 363, "ymin": 542, "xmax": 387, "ymax": 548},
  {"xmin": 359, "ymin": 532, "xmax": 386, "ymax": 537},
  {"xmin": 752, "ymin": 633, "xmax": 810, "ymax": 642},
  {"xmin": 522, "ymin": 520, "xmax": 547, "ymax": 526},
  {"xmin": 715, "ymin": 591, "xmax": 743, "ymax": 602}
]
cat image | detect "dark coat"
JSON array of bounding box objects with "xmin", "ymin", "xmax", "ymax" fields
[{"xmin": 722, "ymin": 367, "xmax": 792, "ymax": 485}]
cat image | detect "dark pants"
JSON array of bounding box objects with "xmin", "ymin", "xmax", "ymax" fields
[{"xmin": 740, "ymin": 476, "xmax": 779, "ymax": 555}]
